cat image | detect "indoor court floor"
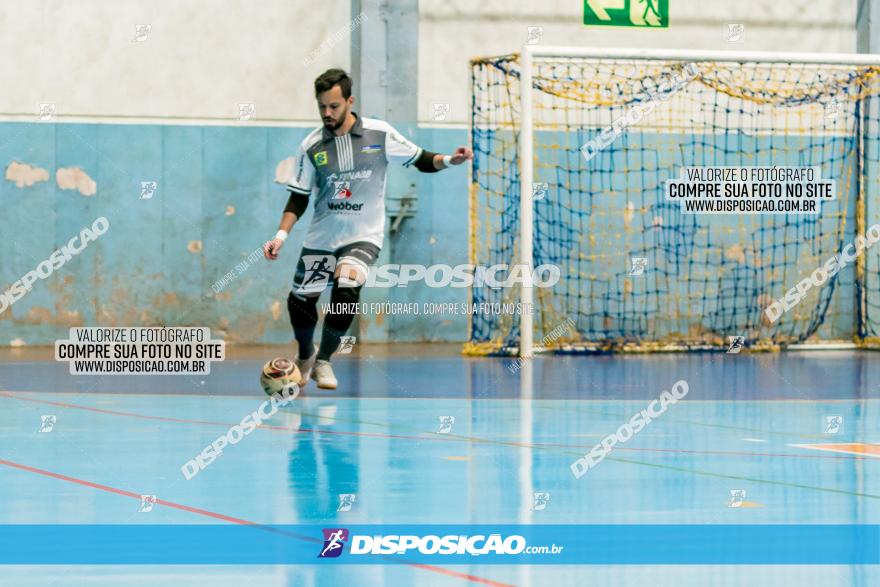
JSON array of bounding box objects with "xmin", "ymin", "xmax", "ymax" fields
[{"xmin": 1, "ymin": 347, "xmax": 878, "ymax": 586}]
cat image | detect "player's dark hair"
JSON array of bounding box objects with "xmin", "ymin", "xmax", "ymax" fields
[{"xmin": 314, "ymin": 69, "xmax": 352, "ymax": 99}]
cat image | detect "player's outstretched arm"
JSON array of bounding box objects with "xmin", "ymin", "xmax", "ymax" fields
[
  {"xmin": 385, "ymin": 122, "xmax": 472, "ymax": 173},
  {"xmin": 412, "ymin": 146, "xmax": 474, "ymax": 173},
  {"xmin": 434, "ymin": 146, "xmax": 474, "ymax": 170}
]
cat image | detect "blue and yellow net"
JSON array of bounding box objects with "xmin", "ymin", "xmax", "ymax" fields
[{"xmin": 467, "ymin": 53, "xmax": 880, "ymax": 355}]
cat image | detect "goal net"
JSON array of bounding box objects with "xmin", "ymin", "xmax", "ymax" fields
[{"xmin": 467, "ymin": 47, "xmax": 880, "ymax": 356}]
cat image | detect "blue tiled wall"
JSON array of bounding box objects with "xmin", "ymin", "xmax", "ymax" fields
[{"xmin": 0, "ymin": 122, "xmax": 471, "ymax": 345}]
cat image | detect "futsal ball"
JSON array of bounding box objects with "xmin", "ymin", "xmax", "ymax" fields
[{"xmin": 259, "ymin": 358, "xmax": 301, "ymax": 397}]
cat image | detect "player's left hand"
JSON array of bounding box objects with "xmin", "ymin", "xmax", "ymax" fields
[{"xmin": 449, "ymin": 146, "xmax": 473, "ymax": 165}]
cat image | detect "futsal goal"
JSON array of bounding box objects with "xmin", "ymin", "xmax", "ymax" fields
[{"xmin": 467, "ymin": 46, "xmax": 880, "ymax": 356}]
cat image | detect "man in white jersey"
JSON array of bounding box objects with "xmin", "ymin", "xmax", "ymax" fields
[{"xmin": 263, "ymin": 69, "xmax": 472, "ymax": 389}]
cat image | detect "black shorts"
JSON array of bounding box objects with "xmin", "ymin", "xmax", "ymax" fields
[{"xmin": 291, "ymin": 241, "xmax": 380, "ymax": 296}]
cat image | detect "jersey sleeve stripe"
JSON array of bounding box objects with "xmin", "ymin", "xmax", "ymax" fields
[
  {"xmin": 286, "ymin": 185, "xmax": 311, "ymax": 195},
  {"xmin": 402, "ymin": 148, "xmax": 423, "ymax": 168}
]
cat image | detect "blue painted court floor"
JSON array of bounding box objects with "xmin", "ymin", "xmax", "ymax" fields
[{"xmin": 1, "ymin": 349, "xmax": 880, "ymax": 585}]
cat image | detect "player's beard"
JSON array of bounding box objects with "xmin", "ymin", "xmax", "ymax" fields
[{"xmin": 323, "ymin": 108, "xmax": 348, "ymax": 131}]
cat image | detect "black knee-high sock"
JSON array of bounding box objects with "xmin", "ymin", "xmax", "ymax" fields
[
  {"xmin": 317, "ymin": 284, "xmax": 361, "ymax": 361},
  {"xmin": 287, "ymin": 291, "xmax": 318, "ymax": 359}
]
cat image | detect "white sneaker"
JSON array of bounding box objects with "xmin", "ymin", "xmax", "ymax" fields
[
  {"xmin": 311, "ymin": 359, "xmax": 338, "ymax": 389},
  {"xmin": 295, "ymin": 347, "xmax": 317, "ymax": 387}
]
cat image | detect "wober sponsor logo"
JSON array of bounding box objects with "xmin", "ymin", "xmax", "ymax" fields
[{"xmin": 327, "ymin": 201, "xmax": 364, "ymax": 211}]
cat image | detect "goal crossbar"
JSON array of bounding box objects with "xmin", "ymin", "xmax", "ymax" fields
[{"xmin": 520, "ymin": 45, "xmax": 880, "ymax": 66}]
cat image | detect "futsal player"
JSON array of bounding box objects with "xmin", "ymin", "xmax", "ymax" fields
[{"xmin": 263, "ymin": 69, "xmax": 472, "ymax": 389}]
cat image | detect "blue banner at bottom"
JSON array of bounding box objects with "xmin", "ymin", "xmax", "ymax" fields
[{"xmin": 0, "ymin": 525, "xmax": 877, "ymax": 565}]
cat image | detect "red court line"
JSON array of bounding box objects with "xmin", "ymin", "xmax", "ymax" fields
[
  {"xmin": 0, "ymin": 457, "xmax": 514, "ymax": 587},
  {"xmin": 1, "ymin": 390, "xmax": 866, "ymax": 462}
]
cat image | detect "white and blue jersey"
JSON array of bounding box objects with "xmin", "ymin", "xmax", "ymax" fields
[{"xmin": 285, "ymin": 113, "xmax": 423, "ymax": 251}]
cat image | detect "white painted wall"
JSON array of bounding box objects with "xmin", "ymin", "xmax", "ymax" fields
[
  {"xmin": 419, "ymin": 0, "xmax": 858, "ymax": 122},
  {"xmin": 1, "ymin": 0, "xmax": 350, "ymax": 124},
  {"xmin": 0, "ymin": 0, "xmax": 858, "ymax": 124}
]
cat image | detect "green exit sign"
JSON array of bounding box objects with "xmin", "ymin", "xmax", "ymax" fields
[{"xmin": 584, "ymin": 0, "xmax": 669, "ymax": 28}]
